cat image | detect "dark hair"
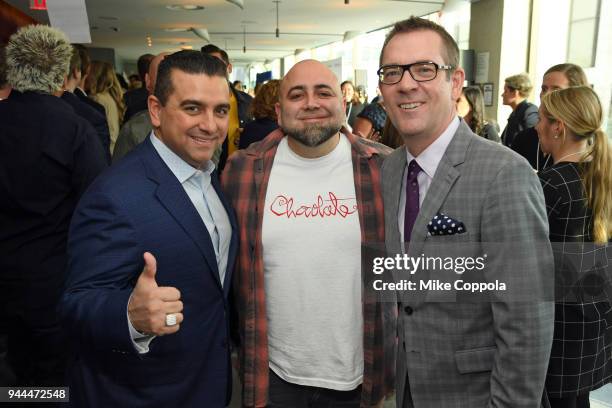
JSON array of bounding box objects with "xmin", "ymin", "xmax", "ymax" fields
[
  {"xmin": 73, "ymin": 44, "xmax": 90, "ymax": 77},
  {"xmin": 380, "ymin": 16, "xmax": 459, "ymax": 73},
  {"xmin": 0, "ymin": 46, "xmax": 7, "ymax": 87},
  {"xmin": 249, "ymin": 79, "xmax": 280, "ymax": 120},
  {"xmin": 154, "ymin": 50, "xmax": 228, "ymax": 106},
  {"xmin": 544, "ymin": 63, "xmax": 588, "ymax": 87},
  {"xmin": 137, "ymin": 53, "xmax": 154, "ymax": 81},
  {"xmin": 462, "ymin": 86, "xmax": 486, "ymax": 135},
  {"xmin": 201, "ymin": 44, "xmax": 230, "ymax": 66},
  {"xmin": 68, "ymin": 45, "xmax": 81, "ymax": 80},
  {"xmin": 341, "ymin": 80, "xmax": 360, "ymax": 104}
]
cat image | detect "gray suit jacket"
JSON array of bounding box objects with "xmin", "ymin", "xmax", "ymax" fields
[{"xmin": 382, "ymin": 120, "xmax": 554, "ymax": 407}]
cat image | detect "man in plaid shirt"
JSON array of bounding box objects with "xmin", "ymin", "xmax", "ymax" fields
[{"xmin": 223, "ymin": 59, "xmax": 396, "ymax": 407}]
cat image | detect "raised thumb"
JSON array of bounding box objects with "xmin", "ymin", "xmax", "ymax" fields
[{"xmin": 139, "ymin": 251, "xmax": 158, "ymax": 285}]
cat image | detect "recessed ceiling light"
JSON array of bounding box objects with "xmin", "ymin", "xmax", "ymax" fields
[
  {"xmin": 166, "ymin": 4, "xmax": 205, "ymax": 11},
  {"xmin": 165, "ymin": 28, "xmax": 190, "ymax": 32}
]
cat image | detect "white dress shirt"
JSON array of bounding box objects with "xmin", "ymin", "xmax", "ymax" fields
[{"xmin": 398, "ymin": 117, "xmax": 460, "ymax": 242}]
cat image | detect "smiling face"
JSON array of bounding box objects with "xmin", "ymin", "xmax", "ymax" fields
[
  {"xmin": 341, "ymin": 82, "xmax": 355, "ymax": 103},
  {"xmin": 379, "ymin": 30, "xmax": 464, "ymax": 150},
  {"xmin": 276, "ymin": 60, "xmax": 346, "ymax": 150},
  {"xmin": 149, "ymin": 69, "xmax": 230, "ymax": 168}
]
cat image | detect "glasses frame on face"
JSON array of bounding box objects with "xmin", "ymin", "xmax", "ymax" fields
[{"xmin": 377, "ymin": 61, "xmax": 454, "ymax": 85}]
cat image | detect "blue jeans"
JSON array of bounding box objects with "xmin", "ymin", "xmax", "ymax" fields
[{"xmin": 268, "ymin": 369, "xmax": 362, "ymax": 408}]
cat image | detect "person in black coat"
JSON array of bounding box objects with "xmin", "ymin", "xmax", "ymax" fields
[
  {"xmin": 511, "ymin": 63, "xmax": 590, "ymax": 172},
  {"xmin": 72, "ymin": 44, "xmax": 107, "ymax": 117},
  {"xmin": 536, "ymin": 86, "xmax": 612, "ymax": 408},
  {"xmin": 500, "ymin": 73, "xmax": 538, "ymax": 147},
  {"xmin": 122, "ymin": 53, "xmax": 153, "ymax": 123},
  {"xmin": 239, "ymin": 80, "xmax": 280, "ymax": 149},
  {"xmin": 0, "ymin": 25, "xmax": 107, "ymax": 391},
  {"xmin": 341, "ymin": 80, "xmax": 364, "ymax": 129},
  {"xmin": 61, "ymin": 45, "xmax": 112, "ymax": 163}
]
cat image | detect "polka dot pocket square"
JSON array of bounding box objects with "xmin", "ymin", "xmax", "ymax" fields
[{"xmin": 427, "ymin": 213, "xmax": 466, "ymax": 236}]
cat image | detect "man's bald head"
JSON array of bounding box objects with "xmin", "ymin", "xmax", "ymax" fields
[
  {"xmin": 146, "ymin": 52, "xmax": 170, "ymax": 94},
  {"xmin": 276, "ymin": 59, "xmax": 346, "ymax": 156},
  {"xmin": 280, "ymin": 59, "xmax": 342, "ymax": 101}
]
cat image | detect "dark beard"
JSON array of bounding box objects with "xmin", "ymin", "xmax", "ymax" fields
[{"xmin": 283, "ymin": 122, "xmax": 342, "ymax": 147}]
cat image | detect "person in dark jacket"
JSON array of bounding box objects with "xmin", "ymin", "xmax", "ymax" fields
[
  {"xmin": 511, "ymin": 63, "xmax": 589, "ymax": 172},
  {"xmin": 72, "ymin": 44, "xmax": 106, "ymax": 117},
  {"xmin": 536, "ymin": 86, "xmax": 612, "ymax": 408},
  {"xmin": 239, "ymin": 80, "xmax": 280, "ymax": 149},
  {"xmin": 201, "ymin": 44, "xmax": 253, "ymax": 172},
  {"xmin": 0, "ymin": 25, "xmax": 107, "ymax": 393},
  {"xmin": 341, "ymin": 80, "xmax": 364, "ymax": 129},
  {"xmin": 456, "ymin": 86, "xmax": 500, "ymax": 142},
  {"xmin": 500, "ymin": 73, "xmax": 538, "ymax": 147},
  {"xmin": 61, "ymin": 45, "xmax": 112, "ymax": 163},
  {"xmin": 122, "ymin": 53, "xmax": 153, "ymax": 123}
]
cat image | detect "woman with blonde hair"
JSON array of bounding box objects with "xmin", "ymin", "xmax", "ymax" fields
[
  {"xmin": 536, "ymin": 86, "xmax": 612, "ymax": 408},
  {"xmin": 86, "ymin": 60, "xmax": 125, "ymax": 154}
]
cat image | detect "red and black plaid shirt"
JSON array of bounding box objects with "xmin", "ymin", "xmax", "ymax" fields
[{"xmin": 222, "ymin": 128, "xmax": 396, "ymax": 407}]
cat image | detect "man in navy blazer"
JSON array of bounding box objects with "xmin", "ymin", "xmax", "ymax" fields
[{"xmin": 61, "ymin": 51, "xmax": 238, "ymax": 407}]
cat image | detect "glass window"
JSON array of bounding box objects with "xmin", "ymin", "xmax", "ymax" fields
[{"xmin": 567, "ymin": 0, "xmax": 600, "ymax": 67}]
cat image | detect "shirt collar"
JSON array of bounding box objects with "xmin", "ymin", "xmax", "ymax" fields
[
  {"xmin": 150, "ymin": 132, "xmax": 215, "ymax": 185},
  {"xmin": 405, "ymin": 116, "xmax": 459, "ymax": 179}
]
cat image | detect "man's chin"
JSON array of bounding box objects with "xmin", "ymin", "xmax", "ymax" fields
[{"xmin": 283, "ymin": 124, "xmax": 342, "ymax": 147}]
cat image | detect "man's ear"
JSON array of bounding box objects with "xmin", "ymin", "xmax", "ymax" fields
[
  {"xmin": 275, "ymin": 102, "xmax": 282, "ymax": 127},
  {"xmin": 450, "ymin": 67, "xmax": 465, "ymax": 102},
  {"xmin": 227, "ymin": 62, "xmax": 233, "ymax": 75},
  {"xmin": 148, "ymin": 94, "xmax": 162, "ymax": 128}
]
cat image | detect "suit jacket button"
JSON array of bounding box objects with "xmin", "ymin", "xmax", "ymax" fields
[{"xmin": 404, "ymin": 306, "xmax": 413, "ymax": 315}]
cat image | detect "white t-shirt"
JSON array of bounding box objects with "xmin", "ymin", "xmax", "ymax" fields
[{"xmin": 262, "ymin": 134, "xmax": 363, "ymax": 390}]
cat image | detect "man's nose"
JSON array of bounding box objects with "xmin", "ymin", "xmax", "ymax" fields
[
  {"xmin": 198, "ymin": 111, "xmax": 218, "ymax": 132},
  {"xmin": 396, "ymin": 69, "xmax": 419, "ymax": 91},
  {"xmin": 304, "ymin": 94, "xmax": 321, "ymax": 109}
]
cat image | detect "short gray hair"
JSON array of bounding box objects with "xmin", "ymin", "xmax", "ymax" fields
[{"xmin": 6, "ymin": 25, "xmax": 72, "ymax": 93}]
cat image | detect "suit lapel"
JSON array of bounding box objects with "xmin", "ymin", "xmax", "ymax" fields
[
  {"xmin": 142, "ymin": 139, "xmax": 223, "ymax": 290},
  {"xmin": 384, "ymin": 148, "xmax": 407, "ymax": 252}
]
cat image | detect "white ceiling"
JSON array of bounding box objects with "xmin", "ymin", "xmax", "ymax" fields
[{"xmin": 7, "ymin": 0, "xmax": 445, "ymax": 65}]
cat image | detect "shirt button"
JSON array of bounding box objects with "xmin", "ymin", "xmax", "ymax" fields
[{"xmin": 404, "ymin": 306, "xmax": 413, "ymax": 315}]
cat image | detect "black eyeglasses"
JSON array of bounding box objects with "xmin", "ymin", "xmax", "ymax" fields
[{"xmin": 377, "ymin": 61, "xmax": 454, "ymax": 85}]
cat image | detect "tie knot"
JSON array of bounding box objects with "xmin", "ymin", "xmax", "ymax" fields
[{"xmin": 407, "ymin": 160, "xmax": 421, "ymax": 180}]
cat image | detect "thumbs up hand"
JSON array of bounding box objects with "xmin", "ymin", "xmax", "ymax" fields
[{"xmin": 128, "ymin": 252, "xmax": 183, "ymax": 336}]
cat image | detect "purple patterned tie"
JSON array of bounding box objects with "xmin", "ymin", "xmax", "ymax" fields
[{"xmin": 404, "ymin": 160, "xmax": 421, "ymax": 242}]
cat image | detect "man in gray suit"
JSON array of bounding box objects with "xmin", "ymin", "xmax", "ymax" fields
[{"xmin": 378, "ymin": 17, "xmax": 554, "ymax": 407}]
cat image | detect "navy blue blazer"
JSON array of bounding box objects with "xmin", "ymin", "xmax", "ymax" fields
[
  {"xmin": 62, "ymin": 91, "xmax": 112, "ymax": 164},
  {"xmin": 60, "ymin": 137, "xmax": 238, "ymax": 407}
]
